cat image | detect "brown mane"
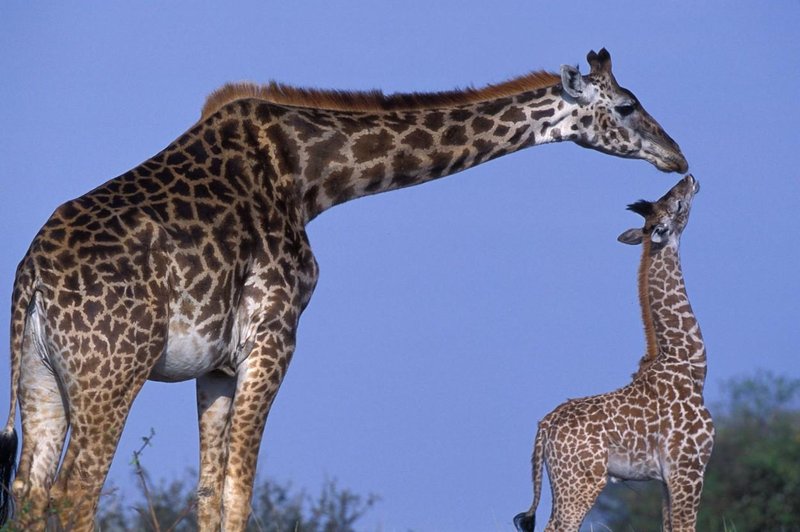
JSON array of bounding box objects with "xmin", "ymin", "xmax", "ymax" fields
[
  {"xmin": 200, "ymin": 71, "xmax": 561, "ymax": 120},
  {"xmin": 633, "ymin": 237, "xmax": 660, "ymax": 379}
]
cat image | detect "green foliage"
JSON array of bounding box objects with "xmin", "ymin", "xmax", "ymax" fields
[
  {"xmin": 587, "ymin": 371, "xmax": 800, "ymax": 531},
  {"xmin": 96, "ymin": 473, "xmax": 378, "ymax": 532},
  {"xmin": 92, "ymin": 429, "xmax": 378, "ymax": 532},
  {"xmin": 97, "ymin": 474, "xmax": 197, "ymax": 532},
  {"xmin": 1, "ymin": 428, "xmax": 378, "ymax": 531},
  {"xmin": 248, "ymin": 478, "xmax": 380, "ymax": 532}
]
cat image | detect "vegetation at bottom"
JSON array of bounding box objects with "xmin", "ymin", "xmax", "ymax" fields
[
  {"xmin": 0, "ymin": 428, "xmax": 379, "ymax": 532},
  {"xmin": 586, "ymin": 371, "xmax": 800, "ymax": 531},
  {"xmin": 95, "ymin": 472, "xmax": 378, "ymax": 532}
]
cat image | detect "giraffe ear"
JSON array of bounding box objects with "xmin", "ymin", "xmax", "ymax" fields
[
  {"xmin": 617, "ymin": 228, "xmax": 644, "ymax": 245},
  {"xmin": 650, "ymin": 225, "xmax": 669, "ymax": 244},
  {"xmin": 560, "ymin": 64, "xmax": 590, "ymax": 103}
]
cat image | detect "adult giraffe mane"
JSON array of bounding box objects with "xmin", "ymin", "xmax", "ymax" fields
[{"xmin": 200, "ymin": 71, "xmax": 561, "ymax": 119}]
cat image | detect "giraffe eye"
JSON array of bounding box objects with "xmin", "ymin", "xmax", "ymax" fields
[{"xmin": 615, "ymin": 104, "xmax": 635, "ymax": 117}]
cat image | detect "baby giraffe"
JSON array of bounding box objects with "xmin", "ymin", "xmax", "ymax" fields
[{"xmin": 514, "ymin": 175, "xmax": 713, "ymax": 532}]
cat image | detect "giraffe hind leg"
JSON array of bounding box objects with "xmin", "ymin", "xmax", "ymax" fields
[
  {"xmin": 11, "ymin": 304, "xmax": 68, "ymax": 530},
  {"xmin": 48, "ymin": 357, "xmax": 155, "ymax": 532},
  {"xmin": 543, "ymin": 448, "xmax": 608, "ymax": 532},
  {"xmin": 48, "ymin": 286, "xmax": 169, "ymax": 531},
  {"xmin": 544, "ymin": 476, "xmax": 606, "ymax": 532}
]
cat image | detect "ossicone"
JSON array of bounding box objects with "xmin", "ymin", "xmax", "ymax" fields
[{"xmin": 587, "ymin": 48, "xmax": 612, "ymax": 73}]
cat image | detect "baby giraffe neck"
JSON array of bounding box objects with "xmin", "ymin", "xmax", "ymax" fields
[{"xmin": 644, "ymin": 238, "xmax": 707, "ymax": 391}]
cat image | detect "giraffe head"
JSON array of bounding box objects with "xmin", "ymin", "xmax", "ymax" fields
[
  {"xmin": 617, "ymin": 174, "xmax": 699, "ymax": 246},
  {"xmin": 560, "ymin": 49, "xmax": 688, "ymax": 173}
]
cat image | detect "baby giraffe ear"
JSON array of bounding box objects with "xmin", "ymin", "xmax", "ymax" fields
[
  {"xmin": 650, "ymin": 224, "xmax": 669, "ymax": 244},
  {"xmin": 617, "ymin": 228, "xmax": 644, "ymax": 245},
  {"xmin": 560, "ymin": 64, "xmax": 587, "ymax": 102}
]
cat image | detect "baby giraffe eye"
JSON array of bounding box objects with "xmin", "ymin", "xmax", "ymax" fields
[{"xmin": 615, "ymin": 104, "xmax": 636, "ymax": 117}]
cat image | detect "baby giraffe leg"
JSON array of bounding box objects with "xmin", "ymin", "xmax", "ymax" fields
[
  {"xmin": 543, "ymin": 442, "xmax": 608, "ymax": 532},
  {"xmin": 661, "ymin": 481, "xmax": 673, "ymax": 531},
  {"xmin": 665, "ymin": 467, "xmax": 705, "ymax": 532}
]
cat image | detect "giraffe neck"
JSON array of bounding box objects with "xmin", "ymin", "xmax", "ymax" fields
[
  {"xmin": 644, "ymin": 237, "xmax": 707, "ymax": 391},
  {"xmin": 239, "ymin": 84, "xmax": 582, "ymax": 222}
]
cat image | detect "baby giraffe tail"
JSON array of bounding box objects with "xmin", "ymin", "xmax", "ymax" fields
[{"xmin": 514, "ymin": 425, "xmax": 546, "ymax": 532}]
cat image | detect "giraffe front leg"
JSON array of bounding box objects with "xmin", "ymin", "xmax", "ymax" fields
[
  {"xmin": 665, "ymin": 469, "xmax": 705, "ymax": 532},
  {"xmin": 664, "ymin": 430, "xmax": 713, "ymax": 532},
  {"xmin": 196, "ymin": 371, "xmax": 236, "ymax": 532},
  {"xmin": 220, "ymin": 326, "xmax": 296, "ymax": 531}
]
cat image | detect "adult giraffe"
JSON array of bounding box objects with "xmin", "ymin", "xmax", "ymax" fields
[{"xmin": 1, "ymin": 49, "xmax": 687, "ymax": 530}]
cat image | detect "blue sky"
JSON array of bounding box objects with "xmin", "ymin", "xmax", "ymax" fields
[{"xmin": 1, "ymin": 2, "xmax": 798, "ymax": 531}]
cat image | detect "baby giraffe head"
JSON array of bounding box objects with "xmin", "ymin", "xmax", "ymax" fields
[{"xmin": 617, "ymin": 174, "xmax": 699, "ymax": 247}]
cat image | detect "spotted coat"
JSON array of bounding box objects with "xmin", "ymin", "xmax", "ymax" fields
[
  {"xmin": 1, "ymin": 48, "xmax": 688, "ymax": 531},
  {"xmin": 514, "ymin": 175, "xmax": 713, "ymax": 532}
]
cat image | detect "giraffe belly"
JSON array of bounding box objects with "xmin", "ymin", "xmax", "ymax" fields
[
  {"xmin": 149, "ymin": 328, "xmax": 230, "ymax": 382},
  {"xmin": 607, "ymin": 448, "xmax": 661, "ymax": 482}
]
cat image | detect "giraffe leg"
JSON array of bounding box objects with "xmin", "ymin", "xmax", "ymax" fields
[
  {"xmin": 11, "ymin": 317, "xmax": 68, "ymax": 531},
  {"xmin": 219, "ymin": 325, "xmax": 297, "ymax": 531},
  {"xmin": 48, "ymin": 369, "xmax": 151, "ymax": 531},
  {"xmin": 543, "ymin": 446, "xmax": 607, "ymax": 532},
  {"xmin": 664, "ymin": 468, "xmax": 705, "ymax": 532},
  {"xmin": 661, "ymin": 481, "xmax": 673, "ymax": 532},
  {"xmin": 663, "ymin": 431, "xmax": 712, "ymax": 532},
  {"xmin": 196, "ymin": 371, "xmax": 236, "ymax": 532},
  {"xmin": 545, "ymin": 476, "xmax": 607, "ymax": 532},
  {"xmin": 49, "ymin": 285, "xmax": 168, "ymax": 531}
]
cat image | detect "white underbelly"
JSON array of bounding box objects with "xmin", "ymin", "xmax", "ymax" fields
[
  {"xmin": 149, "ymin": 328, "xmax": 230, "ymax": 382},
  {"xmin": 607, "ymin": 448, "xmax": 662, "ymax": 482}
]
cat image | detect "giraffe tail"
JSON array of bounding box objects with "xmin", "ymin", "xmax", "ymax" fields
[
  {"xmin": 0, "ymin": 428, "xmax": 16, "ymax": 524},
  {"xmin": 513, "ymin": 423, "xmax": 545, "ymax": 532}
]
